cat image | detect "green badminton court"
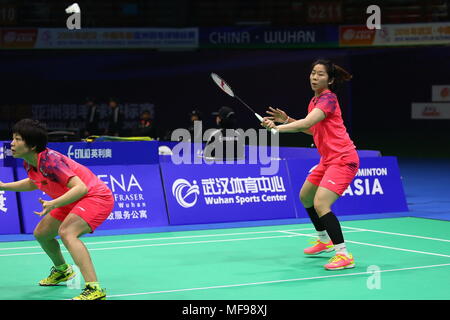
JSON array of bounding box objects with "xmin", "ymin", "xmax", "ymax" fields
[{"xmin": 0, "ymin": 217, "xmax": 449, "ymax": 300}]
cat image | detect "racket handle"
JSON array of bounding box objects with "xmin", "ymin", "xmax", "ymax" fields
[{"xmin": 255, "ymin": 113, "xmax": 278, "ymax": 135}]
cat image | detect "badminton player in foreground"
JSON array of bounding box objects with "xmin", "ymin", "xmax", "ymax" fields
[
  {"xmin": 0, "ymin": 119, "xmax": 113, "ymax": 299},
  {"xmin": 261, "ymin": 59, "xmax": 359, "ymax": 270}
]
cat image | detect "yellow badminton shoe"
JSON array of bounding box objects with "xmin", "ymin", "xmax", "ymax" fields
[
  {"xmin": 39, "ymin": 265, "xmax": 76, "ymax": 286},
  {"xmin": 324, "ymin": 253, "xmax": 355, "ymax": 270},
  {"xmin": 304, "ymin": 239, "xmax": 334, "ymax": 255},
  {"xmin": 71, "ymin": 284, "xmax": 107, "ymax": 300}
]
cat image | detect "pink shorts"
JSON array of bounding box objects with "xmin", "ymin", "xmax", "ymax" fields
[
  {"xmin": 306, "ymin": 150, "xmax": 360, "ymax": 196},
  {"xmin": 50, "ymin": 193, "xmax": 114, "ymax": 232}
]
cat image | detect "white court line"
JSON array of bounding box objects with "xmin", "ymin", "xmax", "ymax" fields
[
  {"xmin": 108, "ymin": 263, "xmax": 450, "ymax": 298},
  {"xmin": 0, "ymin": 227, "xmax": 316, "ymax": 251},
  {"xmin": 342, "ymin": 226, "xmax": 450, "ymax": 243},
  {"xmin": 2, "ymin": 219, "xmax": 448, "ymax": 251},
  {"xmin": 0, "ymin": 234, "xmax": 305, "ymax": 257},
  {"xmin": 1, "ymin": 228, "xmax": 448, "ymax": 259},
  {"xmin": 283, "ymin": 231, "xmax": 450, "ymax": 258},
  {"xmin": 279, "ymin": 230, "xmax": 363, "ymax": 236},
  {"xmin": 348, "ymin": 241, "xmax": 450, "ymax": 258},
  {"xmin": 0, "ymin": 229, "xmax": 364, "ymax": 254},
  {"xmin": 2, "ymin": 220, "xmax": 447, "ymax": 252}
]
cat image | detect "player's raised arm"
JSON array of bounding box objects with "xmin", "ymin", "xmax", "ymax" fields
[
  {"xmin": 0, "ymin": 178, "xmax": 38, "ymax": 192},
  {"xmin": 264, "ymin": 107, "xmax": 313, "ymax": 135},
  {"xmin": 262, "ymin": 108, "xmax": 324, "ymax": 134}
]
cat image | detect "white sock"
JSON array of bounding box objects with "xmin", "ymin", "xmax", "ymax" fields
[
  {"xmin": 317, "ymin": 231, "xmax": 331, "ymax": 243},
  {"xmin": 334, "ymin": 243, "xmax": 349, "ymax": 257}
]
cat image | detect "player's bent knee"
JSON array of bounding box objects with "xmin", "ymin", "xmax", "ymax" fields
[
  {"xmin": 58, "ymin": 228, "xmax": 76, "ymax": 242},
  {"xmin": 313, "ymin": 201, "xmax": 330, "ymax": 217},
  {"xmin": 33, "ymin": 229, "xmax": 43, "ymax": 241},
  {"xmin": 300, "ymin": 197, "xmax": 313, "ymax": 208},
  {"xmin": 33, "ymin": 228, "xmax": 54, "ymax": 242},
  {"xmin": 299, "ymin": 190, "xmax": 314, "ymax": 207}
]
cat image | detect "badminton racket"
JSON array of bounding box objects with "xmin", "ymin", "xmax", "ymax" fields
[{"xmin": 210, "ymin": 73, "xmax": 278, "ymax": 135}]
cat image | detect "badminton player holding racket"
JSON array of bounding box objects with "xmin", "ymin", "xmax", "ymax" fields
[
  {"xmin": 0, "ymin": 119, "xmax": 113, "ymax": 299},
  {"xmin": 261, "ymin": 59, "xmax": 358, "ymax": 270}
]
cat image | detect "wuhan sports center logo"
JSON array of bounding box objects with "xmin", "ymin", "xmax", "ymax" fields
[{"xmin": 172, "ymin": 179, "xmax": 201, "ymax": 208}]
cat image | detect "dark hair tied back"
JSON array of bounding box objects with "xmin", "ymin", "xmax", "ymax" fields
[{"xmin": 312, "ymin": 59, "xmax": 352, "ymax": 92}]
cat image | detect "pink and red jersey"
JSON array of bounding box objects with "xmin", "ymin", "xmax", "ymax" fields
[
  {"xmin": 25, "ymin": 148, "xmax": 111, "ymax": 199},
  {"xmin": 308, "ymin": 89, "xmax": 356, "ymax": 164}
]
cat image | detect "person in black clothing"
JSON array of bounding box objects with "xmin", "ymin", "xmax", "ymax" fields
[
  {"xmin": 204, "ymin": 106, "xmax": 243, "ymax": 161},
  {"xmin": 83, "ymin": 97, "xmax": 100, "ymax": 138},
  {"xmin": 132, "ymin": 110, "xmax": 158, "ymax": 139},
  {"xmin": 106, "ymin": 97, "xmax": 124, "ymax": 137},
  {"xmin": 187, "ymin": 109, "xmax": 203, "ymax": 142}
]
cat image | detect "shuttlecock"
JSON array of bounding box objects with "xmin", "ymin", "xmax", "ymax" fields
[
  {"xmin": 65, "ymin": 3, "xmax": 80, "ymax": 14},
  {"xmin": 158, "ymin": 146, "xmax": 173, "ymax": 155}
]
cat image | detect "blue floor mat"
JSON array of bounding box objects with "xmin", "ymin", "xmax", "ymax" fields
[{"xmin": 398, "ymin": 157, "xmax": 450, "ymax": 221}]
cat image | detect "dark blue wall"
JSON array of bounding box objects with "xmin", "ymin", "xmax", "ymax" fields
[{"xmin": 1, "ymin": 46, "xmax": 449, "ymax": 155}]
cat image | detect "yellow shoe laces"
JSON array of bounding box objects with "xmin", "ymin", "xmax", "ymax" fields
[
  {"xmin": 308, "ymin": 238, "xmax": 320, "ymax": 245},
  {"xmin": 328, "ymin": 255, "xmax": 347, "ymax": 263}
]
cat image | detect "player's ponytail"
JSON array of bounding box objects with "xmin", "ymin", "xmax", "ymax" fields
[
  {"xmin": 312, "ymin": 59, "xmax": 352, "ymax": 92},
  {"xmin": 334, "ymin": 64, "xmax": 352, "ymax": 83}
]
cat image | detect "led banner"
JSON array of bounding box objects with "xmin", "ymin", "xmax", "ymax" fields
[
  {"xmin": 340, "ymin": 22, "xmax": 450, "ymax": 47},
  {"xmin": 432, "ymin": 85, "xmax": 450, "ymax": 102},
  {"xmin": 200, "ymin": 26, "xmax": 338, "ymax": 48},
  {"xmin": 158, "ymin": 142, "xmax": 381, "ymax": 163},
  {"xmin": 0, "ymin": 167, "xmax": 21, "ymax": 234},
  {"xmin": 16, "ymin": 164, "xmax": 168, "ymax": 233},
  {"xmin": 0, "ymin": 141, "xmax": 14, "ymax": 167},
  {"xmin": 0, "ymin": 28, "xmax": 38, "ymax": 49},
  {"xmin": 0, "ymin": 28, "xmax": 198, "ymax": 49},
  {"xmin": 48, "ymin": 141, "xmax": 160, "ymax": 166},
  {"xmin": 411, "ymin": 103, "xmax": 450, "ymax": 119},
  {"xmin": 257, "ymin": 146, "xmax": 381, "ymax": 159},
  {"xmin": 286, "ymin": 156, "xmax": 408, "ymax": 217},
  {"xmin": 1, "ymin": 141, "xmax": 159, "ymax": 167},
  {"xmin": 160, "ymin": 161, "xmax": 297, "ymax": 225}
]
